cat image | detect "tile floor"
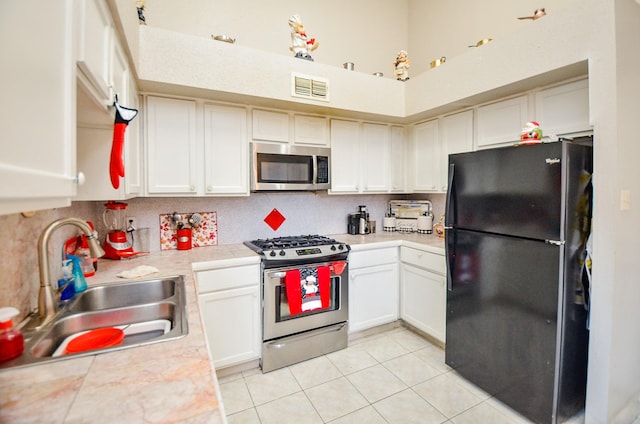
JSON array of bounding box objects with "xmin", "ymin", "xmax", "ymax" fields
[{"xmin": 218, "ymin": 324, "xmax": 585, "ymax": 424}]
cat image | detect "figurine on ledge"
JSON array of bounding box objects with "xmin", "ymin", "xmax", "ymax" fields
[
  {"xmin": 393, "ymin": 50, "xmax": 411, "ymax": 81},
  {"xmin": 288, "ymin": 14, "xmax": 319, "ymax": 61}
]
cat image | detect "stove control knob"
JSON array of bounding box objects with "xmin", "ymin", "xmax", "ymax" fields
[
  {"xmin": 338, "ymin": 244, "xmax": 344, "ymax": 250},
  {"xmin": 331, "ymin": 245, "xmax": 337, "ymax": 251},
  {"xmin": 279, "ymin": 250, "xmax": 286, "ymax": 256},
  {"xmin": 269, "ymin": 250, "xmax": 277, "ymax": 257}
]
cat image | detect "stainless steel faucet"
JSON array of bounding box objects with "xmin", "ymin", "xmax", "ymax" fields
[{"xmin": 31, "ymin": 217, "xmax": 105, "ymax": 329}]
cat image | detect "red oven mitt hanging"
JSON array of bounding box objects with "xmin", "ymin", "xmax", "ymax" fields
[{"xmin": 110, "ymin": 97, "xmax": 138, "ymax": 189}]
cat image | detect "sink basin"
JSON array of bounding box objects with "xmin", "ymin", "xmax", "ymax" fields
[
  {"xmin": 69, "ymin": 277, "xmax": 176, "ymax": 312},
  {"xmin": 0, "ymin": 276, "xmax": 188, "ymax": 370}
]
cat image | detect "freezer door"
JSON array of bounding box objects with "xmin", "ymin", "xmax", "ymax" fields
[
  {"xmin": 446, "ymin": 142, "xmax": 564, "ymax": 240},
  {"xmin": 445, "ymin": 229, "xmax": 564, "ymax": 423}
]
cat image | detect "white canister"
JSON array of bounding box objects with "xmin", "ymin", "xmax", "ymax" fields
[
  {"xmin": 417, "ymin": 214, "xmax": 433, "ymax": 234},
  {"xmin": 383, "ymin": 216, "xmax": 396, "ymax": 232}
]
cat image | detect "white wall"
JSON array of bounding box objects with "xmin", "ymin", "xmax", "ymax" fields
[
  {"xmin": 407, "ymin": 0, "xmax": 576, "ymax": 75},
  {"xmin": 142, "ymin": 0, "xmax": 409, "ymax": 77}
]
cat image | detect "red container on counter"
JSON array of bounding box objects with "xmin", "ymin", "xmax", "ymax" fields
[{"xmin": 176, "ymin": 228, "xmax": 192, "ymax": 250}]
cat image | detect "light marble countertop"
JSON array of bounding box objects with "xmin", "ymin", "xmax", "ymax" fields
[{"xmin": 0, "ymin": 233, "xmax": 443, "ymax": 423}]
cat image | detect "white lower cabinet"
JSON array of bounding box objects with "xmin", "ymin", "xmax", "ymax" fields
[
  {"xmin": 195, "ymin": 262, "xmax": 261, "ymax": 369},
  {"xmin": 348, "ymin": 247, "xmax": 399, "ymax": 332},
  {"xmin": 400, "ymin": 246, "xmax": 446, "ymax": 343}
]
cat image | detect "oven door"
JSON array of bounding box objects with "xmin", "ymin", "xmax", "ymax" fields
[{"xmin": 263, "ymin": 261, "xmax": 348, "ymax": 341}]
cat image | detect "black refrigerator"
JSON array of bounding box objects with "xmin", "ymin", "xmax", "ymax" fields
[{"xmin": 444, "ymin": 139, "xmax": 592, "ymax": 424}]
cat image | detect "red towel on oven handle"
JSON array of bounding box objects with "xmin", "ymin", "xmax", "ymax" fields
[
  {"xmin": 318, "ymin": 265, "xmax": 331, "ymax": 309},
  {"xmin": 285, "ymin": 269, "xmax": 303, "ymax": 315}
]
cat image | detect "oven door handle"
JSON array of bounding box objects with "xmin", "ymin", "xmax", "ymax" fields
[
  {"xmin": 270, "ymin": 271, "xmax": 286, "ymax": 278},
  {"xmin": 266, "ymin": 323, "xmax": 347, "ymax": 349}
]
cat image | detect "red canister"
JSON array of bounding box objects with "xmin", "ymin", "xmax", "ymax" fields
[{"xmin": 176, "ymin": 228, "xmax": 192, "ymax": 250}]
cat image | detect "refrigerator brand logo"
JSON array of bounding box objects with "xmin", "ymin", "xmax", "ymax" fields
[{"xmin": 545, "ymin": 158, "xmax": 561, "ymax": 165}]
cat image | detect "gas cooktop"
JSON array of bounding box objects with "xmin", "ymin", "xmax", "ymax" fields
[{"xmin": 244, "ymin": 235, "xmax": 350, "ymax": 264}]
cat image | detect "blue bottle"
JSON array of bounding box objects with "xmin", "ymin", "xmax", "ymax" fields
[{"xmin": 66, "ymin": 254, "xmax": 88, "ymax": 293}]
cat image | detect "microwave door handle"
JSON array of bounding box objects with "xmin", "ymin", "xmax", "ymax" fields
[{"xmin": 312, "ymin": 155, "xmax": 318, "ymax": 184}]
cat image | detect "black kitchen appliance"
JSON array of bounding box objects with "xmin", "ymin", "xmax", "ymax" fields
[
  {"xmin": 244, "ymin": 235, "xmax": 350, "ymax": 372},
  {"xmin": 444, "ymin": 139, "xmax": 592, "ymax": 424}
]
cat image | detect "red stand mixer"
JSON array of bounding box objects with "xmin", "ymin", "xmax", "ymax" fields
[{"xmin": 102, "ymin": 201, "xmax": 135, "ymax": 260}]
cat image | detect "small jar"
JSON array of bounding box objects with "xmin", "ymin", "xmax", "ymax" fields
[
  {"xmin": 0, "ymin": 307, "xmax": 24, "ymax": 363},
  {"xmin": 177, "ymin": 228, "xmax": 193, "ymax": 250}
]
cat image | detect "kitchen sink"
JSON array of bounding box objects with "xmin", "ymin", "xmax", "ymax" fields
[
  {"xmin": 69, "ymin": 277, "xmax": 176, "ymax": 312},
  {"xmin": 0, "ymin": 276, "xmax": 188, "ymax": 370}
]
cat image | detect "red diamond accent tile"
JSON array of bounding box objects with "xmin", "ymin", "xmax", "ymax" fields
[{"xmin": 264, "ymin": 208, "xmax": 286, "ymax": 231}]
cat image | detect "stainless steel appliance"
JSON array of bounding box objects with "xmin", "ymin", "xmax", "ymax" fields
[
  {"xmin": 347, "ymin": 205, "xmax": 370, "ymax": 235},
  {"xmin": 250, "ymin": 142, "xmax": 331, "ymax": 191},
  {"xmin": 244, "ymin": 235, "xmax": 350, "ymax": 373},
  {"xmin": 445, "ymin": 139, "xmax": 593, "ymax": 424},
  {"xmin": 388, "ymin": 200, "xmax": 432, "ymax": 233}
]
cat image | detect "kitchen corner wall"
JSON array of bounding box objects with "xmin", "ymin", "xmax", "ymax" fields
[
  {"xmin": 0, "ymin": 193, "xmax": 444, "ymax": 322},
  {"xmin": 0, "ymin": 202, "xmax": 96, "ymax": 320}
]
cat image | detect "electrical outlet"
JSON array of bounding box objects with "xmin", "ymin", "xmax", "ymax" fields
[{"xmin": 126, "ymin": 216, "xmax": 137, "ymax": 232}]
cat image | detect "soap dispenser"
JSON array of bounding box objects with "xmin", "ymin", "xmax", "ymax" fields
[{"xmin": 0, "ymin": 307, "xmax": 24, "ymax": 362}]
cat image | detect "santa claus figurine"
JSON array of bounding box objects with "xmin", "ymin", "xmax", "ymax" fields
[
  {"xmin": 520, "ymin": 121, "xmax": 543, "ymax": 143},
  {"xmin": 288, "ymin": 15, "xmax": 319, "ymax": 61}
]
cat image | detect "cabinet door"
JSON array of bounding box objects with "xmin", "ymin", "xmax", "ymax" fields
[
  {"xmin": 411, "ymin": 120, "xmax": 440, "ymax": 192},
  {"xmin": 123, "ymin": 82, "xmax": 142, "ymax": 196},
  {"xmin": 440, "ymin": 110, "xmax": 473, "ymax": 191},
  {"xmin": 146, "ymin": 96, "xmax": 198, "ymax": 194},
  {"xmin": 349, "ymin": 262, "xmax": 399, "ymax": 332},
  {"xmin": 0, "ymin": 1, "xmax": 77, "ymax": 215},
  {"xmin": 76, "ymin": 74, "xmax": 140, "ymax": 201},
  {"xmin": 294, "ymin": 115, "xmax": 329, "ymax": 146},
  {"xmin": 252, "ymin": 109, "xmax": 289, "ymax": 142},
  {"xmin": 476, "ymin": 95, "xmax": 528, "ymax": 149},
  {"xmin": 390, "ymin": 126, "xmax": 407, "ymax": 192},
  {"xmin": 400, "ymin": 263, "xmax": 446, "ymax": 343},
  {"xmin": 362, "ymin": 123, "xmax": 389, "ymax": 192},
  {"xmin": 76, "ymin": 0, "xmax": 113, "ymax": 109},
  {"xmin": 199, "ymin": 286, "xmax": 261, "ymax": 368},
  {"xmin": 535, "ymin": 79, "xmax": 590, "ymax": 140},
  {"xmin": 204, "ymin": 104, "xmax": 248, "ymax": 195},
  {"xmin": 330, "ymin": 119, "xmax": 361, "ymax": 193}
]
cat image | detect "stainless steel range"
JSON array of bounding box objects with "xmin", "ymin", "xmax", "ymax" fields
[{"xmin": 244, "ymin": 235, "xmax": 350, "ymax": 373}]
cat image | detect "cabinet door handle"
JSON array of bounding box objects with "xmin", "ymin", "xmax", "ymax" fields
[{"xmin": 74, "ymin": 172, "xmax": 86, "ymax": 185}]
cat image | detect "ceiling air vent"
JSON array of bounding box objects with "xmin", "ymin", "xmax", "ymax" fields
[{"xmin": 291, "ymin": 73, "xmax": 329, "ymax": 102}]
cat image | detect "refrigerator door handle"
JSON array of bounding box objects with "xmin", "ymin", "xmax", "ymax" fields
[
  {"xmin": 445, "ymin": 163, "xmax": 455, "ymax": 226},
  {"xmin": 445, "ymin": 230, "xmax": 455, "ymax": 291},
  {"xmin": 546, "ymin": 239, "xmax": 565, "ymax": 246}
]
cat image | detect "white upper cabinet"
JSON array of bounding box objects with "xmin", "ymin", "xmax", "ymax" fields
[
  {"xmin": 145, "ymin": 96, "xmax": 198, "ymax": 195},
  {"xmin": 0, "ymin": 1, "xmax": 77, "ymax": 215},
  {"xmin": 440, "ymin": 110, "xmax": 473, "ymax": 191},
  {"xmin": 145, "ymin": 96, "xmax": 249, "ymax": 197},
  {"xmin": 204, "ymin": 104, "xmax": 249, "ymax": 195},
  {"xmin": 390, "ymin": 126, "xmax": 407, "ymax": 192},
  {"xmin": 294, "ymin": 115, "xmax": 329, "ymax": 146},
  {"xmin": 251, "ymin": 109, "xmax": 329, "ymax": 146},
  {"xmin": 534, "ymin": 78, "xmax": 590, "ymax": 139},
  {"xmin": 476, "ymin": 95, "xmax": 529, "ymax": 149},
  {"xmin": 362, "ymin": 123, "xmax": 389, "ymax": 192},
  {"xmin": 330, "ymin": 119, "xmax": 361, "ymax": 193},
  {"xmin": 252, "ymin": 109, "xmax": 289, "ymax": 142},
  {"xmin": 76, "ymin": 0, "xmax": 113, "ymax": 110},
  {"xmin": 411, "ymin": 120, "xmax": 440, "ymax": 192}
]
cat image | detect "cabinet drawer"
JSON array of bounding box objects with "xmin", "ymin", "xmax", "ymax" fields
[
  {"xmin": 196, "ymin": 265, "xmax": 259, "ymax": 293},
  {"xmin": 350, "ymin": 247, "xmax": 398, "ymax": 269},
  {"xmin": 400, "ymin": 247, "xmax": 445, "ymax": 275}
]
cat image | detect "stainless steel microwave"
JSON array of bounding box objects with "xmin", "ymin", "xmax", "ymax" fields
[{"xmin": 250, "ymin": 142, "xmax": 331, "ymax": 191}]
